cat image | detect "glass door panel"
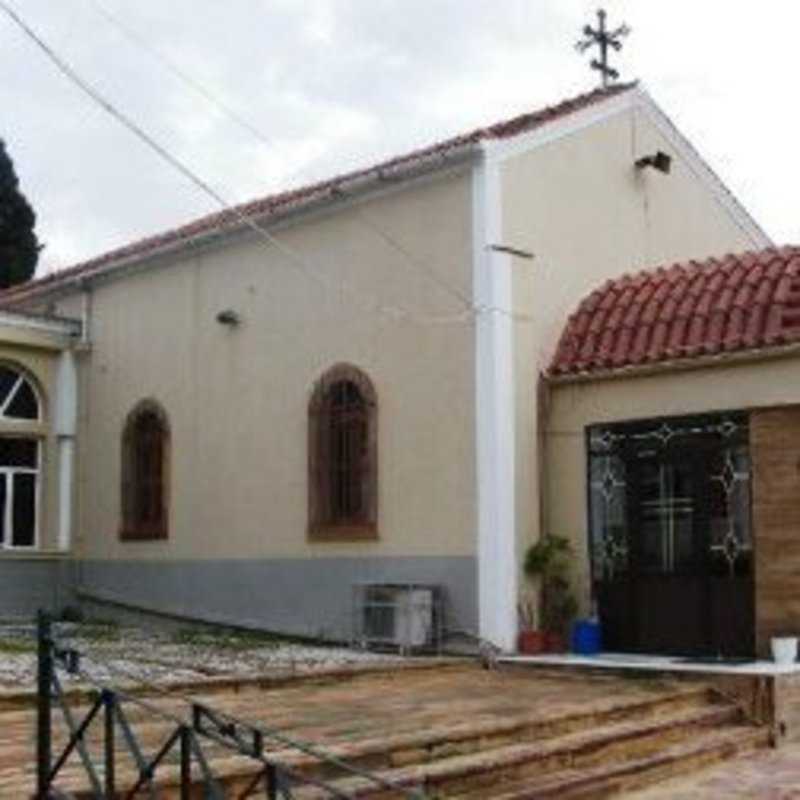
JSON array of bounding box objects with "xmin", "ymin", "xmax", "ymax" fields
[{"xmin": 638, "ymin": 460, "xmax": 696, "ymax": 575}]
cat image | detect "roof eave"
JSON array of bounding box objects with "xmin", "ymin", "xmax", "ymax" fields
[
  {"xmin": 546, "ymin": 340, "xmax": 800, "ymax": 385},
  {"xmin": 4, "ymin": 141, "xmax": 482, "ymax": 305}
]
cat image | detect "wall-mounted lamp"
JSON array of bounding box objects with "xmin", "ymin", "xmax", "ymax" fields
[
  {"xmin": 635, "ymin": 151, "xmax": 672, "ymax": 175},
  {"xmin": 216, "ymin": 309, "xmax": 241, "ymax": 326}
]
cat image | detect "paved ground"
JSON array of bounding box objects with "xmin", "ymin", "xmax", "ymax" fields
[
  {"xmin": 0, "ymin": 620, "xmax": 403, "ymax": 689},
  {"xmin": 4, "ymin": 623, "xmax": 800, "ymax": 796},
  {"xmin": 629, "ymin": 744, "xmax": 800, "ymax": 798},
  {"xmin": 0, "ymin": 663, "xmax": 699, "ymax": 796}
]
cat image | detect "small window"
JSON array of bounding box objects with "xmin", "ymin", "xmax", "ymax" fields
[
  {"xmin": 120, "ymin": 401, "xmax": 170, "ymax": 541},
  {"xmin": 308, "ymin": 365, "xmax": 377, "ymax": 540}
]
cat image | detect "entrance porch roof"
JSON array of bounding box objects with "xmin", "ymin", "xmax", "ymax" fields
[{"xmin": 550, "ymin": 245, "xmax": 800, "ymax": 378}]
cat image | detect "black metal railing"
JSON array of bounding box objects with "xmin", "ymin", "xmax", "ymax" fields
[{"xmin": 35, "ymin": 611, "xmax": 426, "ymax": 799}]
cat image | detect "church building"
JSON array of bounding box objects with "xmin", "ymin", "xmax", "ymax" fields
[{"xmin": 2, "ymin": 83, "xmax": 789, "ymax": 656}]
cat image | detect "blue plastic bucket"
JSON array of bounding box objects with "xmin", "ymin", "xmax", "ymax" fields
[{"xmin": 572, "ymin": 619, "xmax": 602, "ymax": 655}]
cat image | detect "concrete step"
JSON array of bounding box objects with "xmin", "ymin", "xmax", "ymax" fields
[
  {"xmin": 460, "ymin": 726, "xmax": 770, "ymax": 799},
  {"xmin": 31, "ymin": 690, "xmax": 734, "ymax": 798},
  {"xmin": 164, "ymin": 684, "xmax": 724, "ymax": 795},
  {"xmin": 280, "ymin": 703, "xmax": 760, "ymax": 799},
  {"xmin": 2, "ymin": 680, "xmax": 717, "ymax": 796},
  {"xmin": 262, "ymin": 684, "xmax": 719, "ymax": 782},
  {"xmin": 7, "ymin": 675, "xmax": 751, "ymax": 800}
]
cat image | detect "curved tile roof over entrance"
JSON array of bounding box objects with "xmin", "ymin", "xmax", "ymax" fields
[{"xmin": 550, "ymin": 246, "xmax": 800, "ymax": 377}]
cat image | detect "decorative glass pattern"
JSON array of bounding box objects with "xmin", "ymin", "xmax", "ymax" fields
[
  {"xmin": 708, "ymin": 445, "xmax": 752, "ymax": 576},
  {"xmin": 588, "ymin": 451, "xmax": 628, "ymax": 579},
  {"xmin": 587, "ymin": 413, "xmax": 751, "ymax": 582}
]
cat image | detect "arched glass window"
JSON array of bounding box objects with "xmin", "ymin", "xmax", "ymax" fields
[
  {"xmin": 0, "ymin": 365, "xmax": 39, "ymax": 421},
  {"xmin": 120, "ymin": 400, "xmax": 169, "ymax": 541},
  {"xmin": 0, "ymin": 366, "xmax": 41, "ymax": 549},
  {"xmin": 309, "ymin": 365, "xmax": 377, "ymax": 540}
]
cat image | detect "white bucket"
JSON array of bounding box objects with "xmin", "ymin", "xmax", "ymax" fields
[{"xmin": 771, "ymin": 637, "xmax": 799, "ymax": 665}]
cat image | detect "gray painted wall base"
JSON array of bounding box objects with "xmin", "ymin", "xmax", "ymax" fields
[
  {"xmin": 76, "ymin": 556, "xmax": 478, "ymax": 641},
  {"xmin": 0, "ymin": 558, "xmax": 75, "ymax": 619}
]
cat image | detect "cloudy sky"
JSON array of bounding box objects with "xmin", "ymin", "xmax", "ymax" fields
[{"xmin": 1, "ymin": 1, "xmax": 797, "ymax": 276}]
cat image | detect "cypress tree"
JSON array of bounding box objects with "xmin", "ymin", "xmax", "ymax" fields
[{"xmin": 0, "ymin": 139, "xmax": 40, "ymax": 288}]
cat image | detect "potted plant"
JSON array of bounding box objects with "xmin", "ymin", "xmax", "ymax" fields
[
  {"xmin": 523, "ymin": 535, "xmax": 578, "ymax": 653},
  {"xmin": 517, "ymin": 592, "xmax": 546, "ymax": 654}
]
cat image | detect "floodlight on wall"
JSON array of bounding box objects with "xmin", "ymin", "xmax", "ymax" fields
[
  {"xmin": 216, "ymin": 309, "xmax": 240, "ymax": 326},
  {"xmin": 635, "ymin": 151, "xmax": 672, "ymax": 175}
]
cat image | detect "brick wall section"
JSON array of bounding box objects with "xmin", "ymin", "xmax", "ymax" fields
[{"xmin": 752, "ymin": 406, "xmax": 800, "ymax": 656}]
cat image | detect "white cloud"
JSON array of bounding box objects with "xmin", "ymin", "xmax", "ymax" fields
[{"xmin": 1, "ymin": 0, "xmax": 797, "ymax": 276}]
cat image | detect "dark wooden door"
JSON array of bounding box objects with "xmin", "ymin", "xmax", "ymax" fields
[
  {"xmin": 629, "ymin": 450, "xmax": 707, "ymax": 655},
  {"xmin": 590, "ymin": 413, "xmax": 755, "ymax": 658}
]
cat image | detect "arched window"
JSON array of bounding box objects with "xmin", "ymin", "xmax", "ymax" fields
[
  {"xmin": 0, "ymin": 365, "xmax": 40, "ymax": 421},
  {"xmin": 120, "ymin": 400, "xmax": 169, "ymax": 541},
  {"xmin": 309, "ymin": 365, "xmax": 377, "ymax": 540},
  {"xmin": 0, "ymin": 366, "xmax": 41, "ymax": 549}
]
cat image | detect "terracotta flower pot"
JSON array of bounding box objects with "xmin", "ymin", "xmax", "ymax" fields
[{"xmin": 517, "ymin": 630, "xmax": 547, "ymax": 654}]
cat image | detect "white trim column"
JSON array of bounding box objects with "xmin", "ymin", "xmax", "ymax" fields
[
  {"xmin": 472, "ymin": 152, "xmax": 518, "ymax": 651},
  {"xmin": 54, "ymin": 349, "xmax": 78, "ymax": 552}
]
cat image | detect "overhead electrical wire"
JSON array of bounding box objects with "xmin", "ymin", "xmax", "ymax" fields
[
  {"xmin": 84, "ymin": 0, "xmax": 514, "ymax": 320},
  {"xmin": 0, "ymin": 0, "xmax": 481, "ymax": 326},
  {"xmin": 1, "ymin": 0, "xmax": 535, "ymax": 326}
]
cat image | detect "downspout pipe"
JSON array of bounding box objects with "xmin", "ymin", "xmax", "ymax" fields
[{"xmin": 54, "ymin": 349, "xmax": 78, "ymax": 552}]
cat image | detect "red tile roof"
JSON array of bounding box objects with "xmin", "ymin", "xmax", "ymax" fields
[
  {"xmin": 550, "ymin": 246, "xmax": 800, "ymax": 377},
  {"xmin": 1, "ymin": 83, "xmax": 635, "ymax": 305}
]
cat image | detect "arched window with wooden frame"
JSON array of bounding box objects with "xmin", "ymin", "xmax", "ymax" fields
[
  {"xmin": 309, "ymin": 364, "xmax": 377, "ymax": 541},
  {"xmin": 120, "ymin": 400, "xmax": 170, "ymax": 541}
]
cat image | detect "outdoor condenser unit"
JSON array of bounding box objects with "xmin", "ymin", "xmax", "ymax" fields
[{"xmin": 353, "ymin": 583, "xmax": 442, "ymax": 653}]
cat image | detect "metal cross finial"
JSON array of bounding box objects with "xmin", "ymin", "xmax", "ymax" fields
[{"xmin": 575, "ymin": 8, "xmax": 631, "ymax": 88}]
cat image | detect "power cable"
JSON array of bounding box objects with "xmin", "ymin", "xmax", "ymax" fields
[
  {"xmin": 0, "ymin": 0, "xmax": 477, "ymax": 327},
  {"xmin": 87, "ymin": 0, "xmax": 289, "ymax": 175},
  {"xmin": 83, "ymin": 0, "xmax": 492, "ymax": 317}
]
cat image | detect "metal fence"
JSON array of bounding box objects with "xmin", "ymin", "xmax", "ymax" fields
[{"xmin": 35, "ymin": 611, "xmax": 426, "ymax": 799}]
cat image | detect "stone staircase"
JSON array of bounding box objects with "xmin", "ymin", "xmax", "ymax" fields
[
  {"xmin": 216, "ymin": 682, "xmax": 768, "ymax": 798},
  {"xmin": 0, "ymin": 665, "xmax": 771, "ymax": 798}
]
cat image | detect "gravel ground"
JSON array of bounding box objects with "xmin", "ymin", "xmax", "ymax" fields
[{"xmin": 0, "ymin": 621, "xmax": 406, "ymax": 690}]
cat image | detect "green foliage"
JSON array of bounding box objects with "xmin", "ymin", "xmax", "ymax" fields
[
  {"xmin": 523, "ymin": 534, "xmax": 572, "ymax": 581},
  {"xmin": 0, "ymin": 636, "xmax": 34, "ymax": 653},
  {"xmin": 0, "ymin": 138, "xmax": 40, "ymax": 288},
  {"xmin": 78, "ymin": 622, "xmax": 121, "ymax": 642},
  {"xmin": 172, "ymin": 627, "xmax": 280, "ymax": 651},
  {"xmin": 523, "ymin": 535, "xmax": 578, "ymax": 635}
]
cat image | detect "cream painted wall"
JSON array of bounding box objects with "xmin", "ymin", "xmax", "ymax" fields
[
  {"xmin": 53, "ymin": 168, "xmax": 477, "ymax": 562},
  {"xmin": 499, "ymin": 100, "xmax": 764, "ymax": 587},
  {"xmin": 545, "ymin": 354, "xmax": 800, "ymax": 612},
  {"xmin": 16, "ymin": 95, "xmax": 770, "ymax": 638}
]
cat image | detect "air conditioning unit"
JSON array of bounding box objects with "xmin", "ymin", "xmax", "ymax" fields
[{"xmin": 354, "ymin": 583, "xmax": 441, "ymax": 653}]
